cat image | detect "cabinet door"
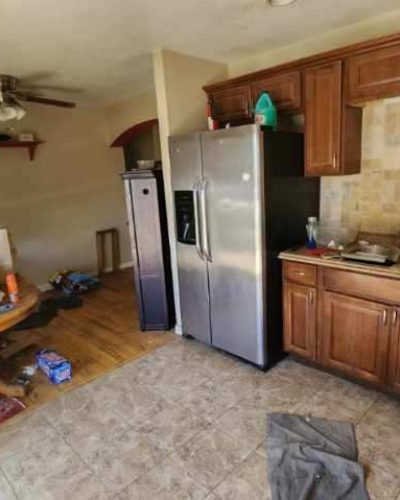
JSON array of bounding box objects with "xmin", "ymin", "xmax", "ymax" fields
[
  {"xmin": 388, "ymin": 308, "xmax": 400, "ymax": 394},
  {"xmin": 346, "ymin": 45, "xmax": 400, "ymax": 103},
  {"xmin": 283, "ymin": 282, "xmax": 317, "ymax": 360},
  {"xmin": 321, "ymin": 292, "xmax": 390, "ymax": 384},
  {"xmin": 251, "ymin": 71, "xmax": 301, "ymax": 111},
  {"xmin": 304, "ymin": 62, "xmax": 342, "ymax": 176},
  {"xmin": 209, "ymin": 85, "xmax": 252, "ymax": 123}
]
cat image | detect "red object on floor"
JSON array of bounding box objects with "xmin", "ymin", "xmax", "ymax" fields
[{"xmin": 0, "ymin": 395, "xmax": 25, "ymax": 424}]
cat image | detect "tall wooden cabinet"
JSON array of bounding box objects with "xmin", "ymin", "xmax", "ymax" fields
[
  {"xmin": 304, "ymin": 62, "xmax": 362, "ymax": 177},
  {"xmin": 122, "ymin": 169, "xmax": 175, "ymax": 331}
]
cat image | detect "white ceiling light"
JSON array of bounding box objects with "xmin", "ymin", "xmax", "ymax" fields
[
  {"xmin": 269, "ymin": 0, "xmax": 298, "ymax": 5},
  {"xmin": 0, "ymin": 91, "xmax": 26, "ymax": 122}
]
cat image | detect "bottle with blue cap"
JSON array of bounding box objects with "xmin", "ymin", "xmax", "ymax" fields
[{"xmin": 306, "ymin": 216, "xmax": 319, "ymax": 249}]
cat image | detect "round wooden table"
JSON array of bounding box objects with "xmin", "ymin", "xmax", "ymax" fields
[{"xmin": 0, "ymin": 280, "xmax": 40, "ymax": 397}]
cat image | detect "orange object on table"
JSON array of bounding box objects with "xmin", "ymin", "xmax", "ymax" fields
[{"xmin": 6, "ymin": 272, "xmax": 19, "ymax": 304}]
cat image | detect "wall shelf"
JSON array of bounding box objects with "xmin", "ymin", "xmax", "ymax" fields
[{"xmin": 0, "ymin": 140, "xmax": 44, "ymax": 161}]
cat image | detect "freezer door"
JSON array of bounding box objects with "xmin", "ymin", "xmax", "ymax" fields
[
  {"xmin": 169, "ymin": 133, "xmax": 211, "ymax": 344},
  {"xmin": 201, "ymin": 125, "xmax": 266, "ymax": 366}
]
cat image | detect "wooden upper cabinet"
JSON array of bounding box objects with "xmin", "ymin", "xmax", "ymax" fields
[
  {"xmin": 304, "ymin": 62, "xmax": 342, "ymax": 176},
  {"xmin": 304, "ymin": 61, "xmax": 362, "ymax": 177},
  {"xmin": 209, "ymin": 85, "xmax": 252, "ymax": 123},
  {"xmin": 321, "ymin": 291, "xmax": 391, "ymax": 385},
  {"xmin": 283, "ymin": 282, "xmax": 317, "ymax": 360},
  {"xmin": 388, "ymin": 308, "xmax": 400, "ymax": 394},
  {"xmin": 251, "ymin": 71, "xmax": 301, "ymax": 111},
  {"xmin": 346, "ymin": 45, "xmax": 400, "ymax": 104}
]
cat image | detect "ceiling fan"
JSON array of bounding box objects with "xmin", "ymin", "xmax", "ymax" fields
[{"xmin": 0, "ymin": 74, "xmax": 76, "ymax": 122}]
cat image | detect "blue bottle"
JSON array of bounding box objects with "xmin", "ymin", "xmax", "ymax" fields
[{"xmin": 306, "ymin": 217, "xmax": 318, "ymax": 249}]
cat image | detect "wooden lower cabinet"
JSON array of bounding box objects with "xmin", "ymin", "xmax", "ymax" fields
[
  {"xmin": 283, "ymin": 282, "xmax": 316, "ymax": 360},
  {"xmin": 321, "ymin": 292, "xmax": 391, "ymax": 384},
  {"xmin": 282, "ymin": 260, "xmax": 400, "ymax": 391},
  {"xmin": 388, "ymin": 309, "xmax": 400, "ymax": 394}
]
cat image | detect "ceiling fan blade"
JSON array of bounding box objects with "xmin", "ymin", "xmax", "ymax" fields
[{"xmin": 16, "ymin": 94, "xmax": 76, "ymax": 108}]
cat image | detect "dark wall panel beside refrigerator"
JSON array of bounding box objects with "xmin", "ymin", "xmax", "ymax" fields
[{"xmin": 122, "ymin": 169, "xmax": 175, "ymax": 331}]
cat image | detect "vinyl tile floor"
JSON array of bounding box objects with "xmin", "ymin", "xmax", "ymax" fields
[{"xmin": 1, "ymin": 337, "xmax": 400, "ymax": 499}]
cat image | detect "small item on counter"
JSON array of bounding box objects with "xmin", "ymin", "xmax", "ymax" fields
[
  {"xmin": 5, "ymin": 272, "xmax": 19, "ymax": 304},
  {"xmin": 36, "ymin": 349, "xmax": 72, "ymax": 384},
  {"xmin": 306, "ymin": 216, "xmax": 319, "ymax": 250},
  {"xmin": 254, "ymin": 92, "xmax": 277, "ymax": 129},
  {"xmin": 206, "ymin": 101, "xmax": 218, "ymax": 130}
]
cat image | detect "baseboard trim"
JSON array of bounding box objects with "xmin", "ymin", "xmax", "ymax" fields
[{"xmin": 174, "ymin": 324, "xmax": 183, "ymax": 335}]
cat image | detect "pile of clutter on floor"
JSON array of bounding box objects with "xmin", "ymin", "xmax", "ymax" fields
[{"xmin": 0, "ymin": 240, "xmax": 101, "ymax": 423}]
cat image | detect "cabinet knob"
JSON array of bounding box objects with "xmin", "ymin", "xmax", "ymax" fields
[
  {"xmin": 392, "ymin": 309, "xmax": 398, "ymax": 326},
  {"xmin": 309, "ymin": 290, "xmax": 314, "ymax": 305},
  {"xmin": 383, "ymin": 309, "xmax": 388, "ymax": 326},
  {"xmin": 333, "ymin": 154, "xmax": 337, "ymax": 170}
]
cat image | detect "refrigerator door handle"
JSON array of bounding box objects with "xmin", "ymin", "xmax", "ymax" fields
[
  {"xmin": 200, "ymin": 179, "xmax": 212, "ymax": 262},
  {"xmin": 193, "ymin": 180, "xmax": 205, "ymax": 261}
]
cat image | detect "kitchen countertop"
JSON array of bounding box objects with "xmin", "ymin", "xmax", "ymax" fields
[{"xmin": 279, "ymin": 246, "xmax": 400, "ymax": 280}]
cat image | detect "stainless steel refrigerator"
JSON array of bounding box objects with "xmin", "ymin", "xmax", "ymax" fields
[{"xmin": 170, "ymin": 124, "xmax": 319, "ymax": 368}]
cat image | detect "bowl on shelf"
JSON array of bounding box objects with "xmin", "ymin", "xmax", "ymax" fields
[{"xmin": 136, "ymin": 160, "xmax": 155, "ymax": 169}]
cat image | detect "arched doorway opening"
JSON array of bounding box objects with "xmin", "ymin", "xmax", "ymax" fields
[{"xmin": 110, "ymin": 118, "xmax": 161, "ymax": 170}]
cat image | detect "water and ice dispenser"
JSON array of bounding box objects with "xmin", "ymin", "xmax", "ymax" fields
[{"xmin": 174, "ymin": 191, "xmax": 196, "ymax": 245}]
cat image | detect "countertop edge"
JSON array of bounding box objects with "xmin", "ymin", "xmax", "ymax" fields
[{"xmin": 279, "ymin": 250, "xmax": 400, "ymax": 280}]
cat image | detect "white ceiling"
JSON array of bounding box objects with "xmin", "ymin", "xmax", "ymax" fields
[{"xmin": 1, "ymin": 0, "xmax": 399, "ymax": 106}]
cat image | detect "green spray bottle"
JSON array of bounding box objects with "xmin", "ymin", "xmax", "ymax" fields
[{"xmin": 254, "ymin": 92, "xmax": 277, "ymax": 129}]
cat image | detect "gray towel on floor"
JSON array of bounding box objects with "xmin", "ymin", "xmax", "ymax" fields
[{"xmin": 266, "ymin": 413, "xmax": 370, "ymax": 500}]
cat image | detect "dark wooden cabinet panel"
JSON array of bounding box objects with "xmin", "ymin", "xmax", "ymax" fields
[
  {"xmin": 209, "ymin": 85, "xmax": 252, "ymax": 123},
  {"xmin": 321, "ymin": 291, "xmax": 390, "ymax": 384},
  {"xmin": 388, "ymin": 309, "xmax": 400, "ymax": 394},
  {"xmin": 346, "ymin": 45, "xmax": 400, "ymax": 103},
  {"xmin": 283, "ymin": 282, "xmax": 317, "ymax": 360},
  {"xmin": 304, "ymin": 62, "xmax": 342, "ymax": 176},
  {"xmin": 251, "ymin": 71, "xmax": 301, "ymax": 111}
]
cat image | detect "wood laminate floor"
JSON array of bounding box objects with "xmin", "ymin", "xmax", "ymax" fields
[{"xmin": 7, "ymin": 269, "xmax": 174, "ymax": 410}]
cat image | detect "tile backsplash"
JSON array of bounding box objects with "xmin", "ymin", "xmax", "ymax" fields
[{"xmin": 320, "ymin": 98, "xmax": 400, "ymax": 244}]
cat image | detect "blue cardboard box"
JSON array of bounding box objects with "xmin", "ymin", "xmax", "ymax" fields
[{"xmin": 36, "ymin": 350, "xmax": 72, "ymax": 384}]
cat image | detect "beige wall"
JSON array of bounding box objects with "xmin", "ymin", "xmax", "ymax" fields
[
  {"xmin": 229, "ymin": 9, "xmax": 400, "ymax": 77},
  {"xmin": 0, "ymin": 104, "xmax": 131, "ymax": 286},
  {"xmin": 320, "ymin": 98, "xmax": 400, "ymax": 244},
  {"xmin": 105, "ymin": 91, "xmax": 158, "ymax": 144},
  {"xmin": 153, "ymin": 49, "xmax": 228, "ymax": 332}
]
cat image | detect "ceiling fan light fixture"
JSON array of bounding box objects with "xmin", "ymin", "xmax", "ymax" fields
[
  {"xmin": 269, "ymin": 0, "xmax": 298, "ymax": 5},
  {"xmin": 0, "ymin": 102, "xmax": 17, "ymax": 122},
  {"xmin": 15, "ymin": 104, "xmax": 26, "ymax": 121}
]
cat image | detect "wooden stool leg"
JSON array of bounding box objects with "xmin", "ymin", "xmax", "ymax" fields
[
  {"xmin": 96, "ymin": 231, "xmax": 106, "ymax": 276},
  {"xmin": 111, "ymin": 229, "xmax": 120, "ymax": 273}
]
